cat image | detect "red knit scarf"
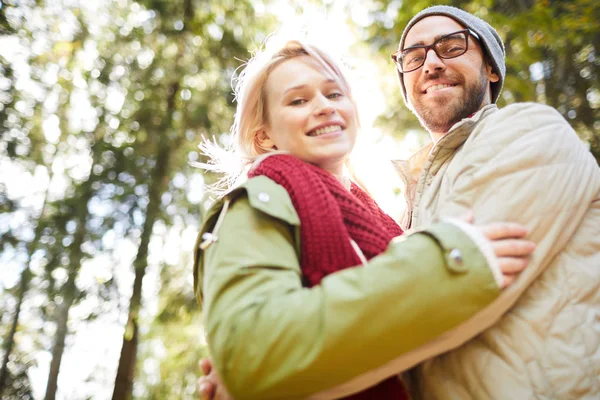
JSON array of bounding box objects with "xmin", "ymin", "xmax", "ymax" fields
[{"xmin": 249, "ymin": 154, "xmax": 408, "ymax": 400}]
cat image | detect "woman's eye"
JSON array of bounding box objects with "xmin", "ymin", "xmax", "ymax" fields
[
  {"xmin": 289, "ymin": 98, "xmax": 306, "ymax": 106},
  {"xmin": 327, "ymin": 92, "xmax": 343, "ymax": 99}
]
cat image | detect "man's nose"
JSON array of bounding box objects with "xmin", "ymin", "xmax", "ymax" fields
[{"xmin": 422, "ymin": 49, "xmax": 446, "ymax": 74}]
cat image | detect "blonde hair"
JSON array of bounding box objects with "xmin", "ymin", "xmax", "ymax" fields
[{"xmin": 197, "ymin": 40, "xmax": 358, "ymax": 194}]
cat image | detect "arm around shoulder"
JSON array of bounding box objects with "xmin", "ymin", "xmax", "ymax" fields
[
  {"xmin": 431, "ymin": 101, "xmax": 600, "ymax": 345},
  {"xmin": 450, "ymin": 102, "xmax": 599, "ymax": 271},
  {"xmin": 197, "ymin": 190, "xmax": 501, "ymax": 399}
]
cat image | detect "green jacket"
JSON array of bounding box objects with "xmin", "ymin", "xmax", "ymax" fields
[{"xmin": 194, "ymin": 175, "xmax": 500, "ymax": 400}]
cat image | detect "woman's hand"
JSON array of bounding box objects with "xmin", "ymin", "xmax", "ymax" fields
[
  {"xmin": 477, "ymin": 221, "xmax": 535, "ymax": 288},
  {"xmin": 197, "ymin": 358, "xmax": 231, "ymax": 400}
]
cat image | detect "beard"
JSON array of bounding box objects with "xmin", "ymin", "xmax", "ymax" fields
[{"xmin": 409, "ymin": 66, "xmax": 489, "ymax": 135}]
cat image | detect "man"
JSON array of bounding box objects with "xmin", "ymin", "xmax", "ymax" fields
[
  {"xmin": 391, "ymin": 5, "xmax": 600, "ymax": 399},
  {"xmin": 198, "ymin": 6, "xmax": 600, "ymax": 399}
]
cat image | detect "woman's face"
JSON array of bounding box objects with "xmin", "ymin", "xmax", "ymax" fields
[{"xmin": 260, "ymin": 56, "xmax": 358, "ymax": 175}]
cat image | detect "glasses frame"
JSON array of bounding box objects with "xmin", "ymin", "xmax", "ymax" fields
[{"xmin": 392, "ymin": 29, "xmax": 480, "ymax": 74}]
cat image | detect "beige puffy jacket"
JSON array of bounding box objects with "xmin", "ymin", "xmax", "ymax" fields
[{"xmin": 393, "ymin": 103, "xmax": 600, "ymax": 399}]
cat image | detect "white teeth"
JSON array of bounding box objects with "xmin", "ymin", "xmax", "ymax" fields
[
  {"xmin": 308, "ymin": 125, "xmax": 342, "ymax": 137},
  {"xmin": 427, "ymin": 84, "xmax": 452, "ymax": 93}
]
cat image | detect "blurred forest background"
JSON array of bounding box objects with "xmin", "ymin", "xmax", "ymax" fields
[{"xmin": 0, "ymin": 0, "xmax": 598, "ymax": 399}]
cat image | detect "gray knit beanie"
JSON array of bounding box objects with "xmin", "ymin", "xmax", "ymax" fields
[{"xmin": 397, "ymin": 5, "xmax": 506, "ymax": 104}]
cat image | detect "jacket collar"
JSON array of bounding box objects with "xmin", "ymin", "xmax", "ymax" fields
[{"xmin": 392, "ymin": 104, "xmax": 498, "ymax": 184}]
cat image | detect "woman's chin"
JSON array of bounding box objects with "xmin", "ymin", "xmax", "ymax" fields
[{"xmin": 313, "ymin": 156, "xmax": 350, "ymax": 175}]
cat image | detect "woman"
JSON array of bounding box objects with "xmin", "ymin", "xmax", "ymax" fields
[{"xmin": 194, "ymin": 40, "xmax": 534, "ymax": 399}]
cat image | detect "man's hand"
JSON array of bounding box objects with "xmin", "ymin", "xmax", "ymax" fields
[{"xmin": 197, "ymin": 358, "xmax": 232, "ymax": 400}]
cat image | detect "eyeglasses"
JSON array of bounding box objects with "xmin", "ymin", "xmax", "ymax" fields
[{"xmin": 391, "ymin": 29, "xmax": 479, "ymax": 73}]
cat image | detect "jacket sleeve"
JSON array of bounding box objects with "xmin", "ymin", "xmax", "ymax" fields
[
  {"xmin": 414, "ymin": 103, "xmax": 600, "ymax": 355},
  {"xmin": 200, "ymin": 195, "xmax": 501, "ymax": 399}
]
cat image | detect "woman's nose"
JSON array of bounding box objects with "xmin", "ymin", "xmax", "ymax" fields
[{"xmin": 314, "ymin": 95, "xmax": 335, "ymax": 115}]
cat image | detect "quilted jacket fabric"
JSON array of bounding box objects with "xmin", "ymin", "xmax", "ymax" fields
[{"xmin": 394, "ymin": 103, "xmax": 600, "ymax": 399}]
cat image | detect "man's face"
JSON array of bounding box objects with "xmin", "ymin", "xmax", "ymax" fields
[{"xmin": 401, "ymin": 16, "xmax": 499, "ymax": 139}]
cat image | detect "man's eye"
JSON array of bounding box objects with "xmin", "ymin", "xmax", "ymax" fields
[
  {"xmin": 405, "ymin": 55, "xmax": 424, "ymax": 67},
  {"xmin": 440, "ymin": 44, "xmax": 466, "ymax": 56}
]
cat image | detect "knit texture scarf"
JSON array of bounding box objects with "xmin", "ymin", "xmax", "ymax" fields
[{"xmin": 249, "ymin": 154, "xmax": 408, "ymax": 400}]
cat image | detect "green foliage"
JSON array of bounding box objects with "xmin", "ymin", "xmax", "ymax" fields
[
  {"xmin": 359, "ymin": 0, "xmax": 600, "ymax": 163},
  {"xmin": 1, "ymin": 0, "xmax": 275, "ymax": 398},
  {"xmin": 138, "ymin": 251, "xmax": 207, "ymax": 399},
  {"xmin": 3, "ymin": 0, "xmax": 596, "ymax": 398},
  {"xmin": 0, "ymin": 354, "xmax": 34, "ymax": 400}
]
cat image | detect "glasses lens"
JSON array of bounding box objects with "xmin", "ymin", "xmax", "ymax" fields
[
  {"xmin": 401, "ymin": 48, "xmax": 426, "ymax": 72},
  {"xmin": 396, "ymin": 31, "xmax": 469, "ymax": 73},
  {"xmin": 436, "ymin": 33, "xmax": 468, "ymax": 59}
]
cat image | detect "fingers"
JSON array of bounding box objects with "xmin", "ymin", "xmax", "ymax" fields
[
  {"xmin": 483, "ymin": 224, "xmax": 535, "ymax": 290},
  {"xmin": 199, "ymin": 358, "xmax": 213, "ymax": 376},
  {"xmin": 501, "ymin": 273, "xmax": 518, "ymax": 288},
  {"xmin": 492, "ymin": 239, "xmax": 536, "ymax": 258},
  {"xmin": 473, "ymin": 221, "xmax": 536, "ymax": 289},
  {"xmin": 198, "ymin": 358, "xmax": 215, "ymax": 399},
  {"xmin": 497, "ymin": 247, "xmax": 534, "ymax": 289},
  {"xmin": 480, "ymin": 222, "xmax": 528, "ymax": 240},
  {"xmin": 498, "ymin": 256, "xmax": 529, "ymax": 274},
  {"xmin": 197, "ymin": 376, "xmax": 215, "ymax": 400}
]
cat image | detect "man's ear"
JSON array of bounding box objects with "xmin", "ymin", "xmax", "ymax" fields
[{"xmin": 486, "ymin": 63, "xmax": 500, "ymax": 83}]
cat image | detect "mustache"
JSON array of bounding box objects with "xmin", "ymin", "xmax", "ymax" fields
[
  {"xmin": 423, "ymin": 71, "xmax": 445, "ymax": 81},
  {"xmin": 422, "ymin": 71, "xmax": 462, "ymax": 83}
]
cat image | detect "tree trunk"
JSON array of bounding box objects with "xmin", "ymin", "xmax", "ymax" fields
[
  {"xmin": 44, "ymin": 146, "xmax": 97, "ymax": 400},
  {"xmin": 43, "ymin": 275, "xmax": 77, "ymax": 400},
  {"xmin": 112, "ymin": 4, "xmax": 189, "ymax": 395},
  {"xmin": 0, "ymin": 268, "xmax": 31, "ymax": 397},
  {"xmin": 111, "ymin": 74, "xmax": 182, "ymax": 399},
  {"xmin": 1, "ymin": 146, "xmax": 57, "ymax": 398},
  {"xmin": 111, "ymin": 143, "xmax": 173, "ymax": 400}
]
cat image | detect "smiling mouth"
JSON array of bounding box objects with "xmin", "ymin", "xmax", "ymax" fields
[
  {"xmin": 424, "ymin": 84, "xmax": 456, "ymax": 94},
  {"xmin": 307, "ymin": 125, "xmax": 344, "ymax": 137}
]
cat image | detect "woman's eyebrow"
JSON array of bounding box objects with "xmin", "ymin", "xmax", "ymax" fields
[
  {"xmin": 282, "ymin": 79, "xmax": 337, "ymax": 95},
  {"xmin": 283, "ymin": 84, "xmax": 308, "ymax": 95}
]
